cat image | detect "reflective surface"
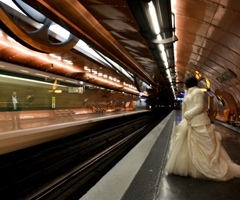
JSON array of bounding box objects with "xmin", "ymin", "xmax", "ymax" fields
[{"xmin": 0, "ymin": 109, "xmax": 142, "ymax": 132}]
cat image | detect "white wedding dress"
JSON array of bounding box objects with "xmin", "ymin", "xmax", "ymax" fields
[{"xmin": 166, "ymin": 86, "xmax": 240, "ymax": 181}]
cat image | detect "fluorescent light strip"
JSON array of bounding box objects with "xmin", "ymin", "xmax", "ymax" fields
[
  {"xmin": 148, "ymin": 2, "xmax": 160, "ymax": 34},
  {"xmin": 97, "ymin": 51, "xmax": 134, "ymax": 81},
  {"xmin": 74, "ymin": 40, "xmax": 111, "ymax": 67},
  {"xmin": 0, "ymin": 0, "xmax": 26, "ymax": 15},
  {"xmin": 87, "ymin": 73, "xmax": 139, "ymax": 94},
  {"xmin": 35, "ymin": 73, "xmax": 49, "ymax": 77},
  {"xmin": 49, "ymin": 24, "xmax": 70, "ymax": 40},
  {"xmin": 87, "ymin": 73, "xmax": 123, "ymax": 88},
  {"xmin": 20, "ymin": 70, "xmax": 29, "ymax": 73},
  {"xmin": 0, "ymin": 74, "xmax": 66, "ymax": 87}
]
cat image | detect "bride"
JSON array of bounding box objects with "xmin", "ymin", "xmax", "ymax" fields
[{"xmin": 166, "ymin": 76, "xmax": 240, "ymax": 181}]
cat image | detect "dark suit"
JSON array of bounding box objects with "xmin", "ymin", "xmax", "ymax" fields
[{"xmin": 7, "ymin": 96, "xmax": 22, "ymax": 129}]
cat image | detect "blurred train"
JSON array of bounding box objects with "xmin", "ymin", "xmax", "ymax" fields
[{"xmin": 0, "ymin": 61, "xmax": 149, "ymax": 123}]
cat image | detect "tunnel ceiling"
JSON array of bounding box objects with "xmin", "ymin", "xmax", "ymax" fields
[
  {"xmin": 0, "ymin": 0, "xmax": 240, "ymax": 104},
  {"xmin": 174, "ymin": 0, "xmax": 240, "ymax": 105}
]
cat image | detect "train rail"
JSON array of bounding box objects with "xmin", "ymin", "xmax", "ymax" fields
[{"xmin": 0, "ymin": 110, "xmax": 170, "ymax": 199}]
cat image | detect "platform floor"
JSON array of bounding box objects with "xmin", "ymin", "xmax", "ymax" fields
[{"xmin": 80, "ymin": 110, "xmax": 240, "ymax": 200}]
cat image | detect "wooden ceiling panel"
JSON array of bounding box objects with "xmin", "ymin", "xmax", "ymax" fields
[
  {"xmin": 205, "ymin": 26, "xmax": 225, "ymax": 42},
  {"xmin": 212, "ymin": 7, "xmax": 236, "ymax": 29},
  {"xmin": 219, "ymin": 35, "xmax": 240, "ymax": 58},
  {"xmin": 101, "ymin": 19, "xmax": 137, "ymax": 32},
  {"xmin": 194, "ymin": 47, "xmax": 212, "ymax": 63},
  {"xmin": 119, "ymin": 39, "xmax": 147, "ymax": 48},
  {"xmin": 79, "ymin": 0, "xmax": 128, "ymax": 6},
  {"xmin": 174, "ymin": 0, "xmax": 240, "ymax": 99},
  {"xmin": 203, "ymin": 59, "xmax": 223, "ymax": 75},
  {"xmin": 175, "ymin": 0, "xmax": 217, "ymax": 22},
  {"xmin": 82, "ymin": 4, "xmax": 134, "ymax": 20},
  {"xmin": 204, "ymin": 53, "xmax": 226, "ymax": 72},
  {"xmin": 228, "ymin": 16, "xmax": 240, "ymax": 38},
  {"xmin": 230, "ymin": 87, "xmax": 240, "ymax": 106},
  {"xmin": 176, "ymin": 50, "xmax": 191, "ymax": 65},
  {"xmin": 201, "ymin": 68, "xmax": 221, "ymax": 84},
  {"xmin": 235, "ymin": 85, "xmax": 240, "ymax": 105},
  {"xmin": 176, "ymin": 18, "xmax": 211, "ymax": 38},
  {"xmin": 111, "ymin": 31, "xmax": 148, "ymax": 44},
  {"xmin": 211, "ymin": 42, "xmax": 240, "ymax": 72},
  {"xmin": 220, "ymin": 0, "xmax": 240, "ymax": 10}
]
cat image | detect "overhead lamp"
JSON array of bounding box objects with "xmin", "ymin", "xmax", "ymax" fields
[
  {"xmin": 166, "ymin": 69, "xmax": 171, "ymax": 77},
  {"xmin": 49, "ymin": 24, "xmax": 70, "ymax": 40},
  {"xmin": 1, "ymin": 0, "xmax": 25, "ymax": 15},
  {"xmin": 91, "ymin": 69, "xmax": 98, "ymax": 74},
  {"xmin": 160, "ymin": 52, "xmax": 168, "ymax": 63},
  {"xmin": 20, "ymin": 70, "xmax": 29, "ymax": 73},
  {"xmin": 152, "ymin": 35, "xmax": 178, "ymax": 44},
  {"xmin": 63, "ymin": 59, "xmax": 73, "ymax": 65},
  {"xmin": 151, "ymin": 12, "xmax": 178, "ymax": 44},
  {"xmin": 164, "ymin": 62, "xmax": 169, "ymax": 69},
  {"xmin": 158, "ymin": 44, "xmax": 165, "ymax": 52},
  {"xmin": 54, "ymin": 90, "xmax": 62, "ymax": 93},
  {"xmin": 195, "ymin": 71, "xmax": 202, "ymax": 80},
  {"xmin": 205, "ymin": 77, "xmax": 210, "ymax": 90},
  {"xmin": 84, "ymin": 66, "xmax": 91, "ymax": 72},
  {"xmin": 147, "ymin": 2, "xmax": 160, "ymax": 35}
]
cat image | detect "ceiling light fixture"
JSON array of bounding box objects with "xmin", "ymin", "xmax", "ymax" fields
[
  {"xmin": 146, "ymin": 2, "xmax": 175, "ymax": 88},
  {"xmin": 147, "ymin": 2, "xmax": 160, "ymax": 35}
]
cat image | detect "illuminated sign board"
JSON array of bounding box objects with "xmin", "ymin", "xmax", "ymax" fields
[{"xmin": 68, "ymin": 87, "xmax": 84, "ymax": 94}]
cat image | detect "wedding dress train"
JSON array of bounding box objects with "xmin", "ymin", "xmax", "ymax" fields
[
  {"xmin": 166, "ymin": 87, "xmax": 240, "ymax": 181},
  {"xmin": 166, "ymin": 118, "xmax": 240, "ymax": 180}
]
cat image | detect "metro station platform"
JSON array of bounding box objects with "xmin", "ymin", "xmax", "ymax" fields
[{"xmin": 80, "ymin": 110, "xmax": 240, "ymax": 200}]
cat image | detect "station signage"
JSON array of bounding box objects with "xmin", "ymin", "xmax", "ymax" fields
[{"xmin": 68, "ymin": 87, "xmax": 84, "ymax": 94}]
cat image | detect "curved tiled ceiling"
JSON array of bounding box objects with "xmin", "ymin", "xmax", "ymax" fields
[
  {"xmin": 174, "ymin": 0, "xmax": 240, "ymax": 105},
  {"xmin": 0, "ymin": 0, "xmax": 240, "ymax": 107}
]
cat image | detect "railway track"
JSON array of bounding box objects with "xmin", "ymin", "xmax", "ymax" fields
[{"xmin": 0, "ymin": 110, "xmax": 170, "ymax": 200}]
